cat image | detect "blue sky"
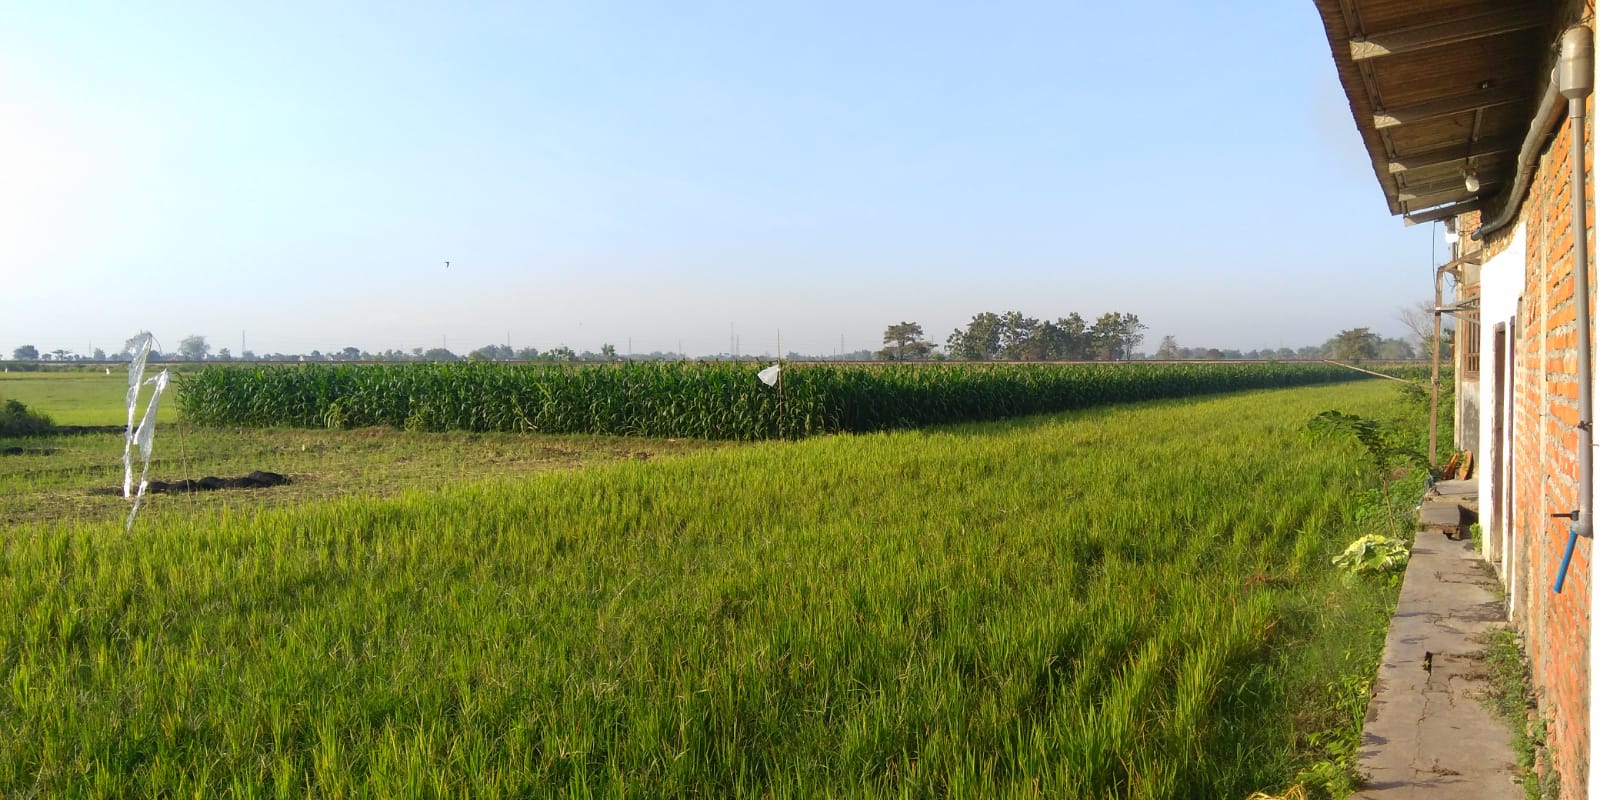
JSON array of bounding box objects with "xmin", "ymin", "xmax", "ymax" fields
[{"xmin": 0, "ymin": 2, "xmax": 1437, "ymax": 357}]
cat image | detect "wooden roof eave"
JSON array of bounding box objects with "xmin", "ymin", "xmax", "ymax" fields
[
  {"xmin": 1314, "ymin": 0, "xmax": 1404, "ymax": 215},
  {"xmin": 1312, "ymin": 0, "xmax": 1558, "ymax": 219}
]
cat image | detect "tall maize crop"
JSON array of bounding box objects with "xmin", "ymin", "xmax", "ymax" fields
[{"xmin": 177, "ymin": 361, "xmax": 1370, "ymax": 439}]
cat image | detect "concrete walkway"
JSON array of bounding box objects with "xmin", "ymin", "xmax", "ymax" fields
[{"xmin": 1353, "ymin": 486, "xmax": 1520, "ymax": 798}]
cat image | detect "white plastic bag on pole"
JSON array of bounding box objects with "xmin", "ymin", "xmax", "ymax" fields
[
  {"xmin": 123, "ymin": 334, "xmax": 153, "ymax": 498},
  {"xmin": 757, "ymin": 363, "xmax": 780, "ymax": 387},
  {"xmin": 125, "ymin": 369, "xmax": 171, "ymax": 530}
]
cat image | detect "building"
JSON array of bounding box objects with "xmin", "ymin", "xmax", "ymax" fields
[{"xmin": 1315, "ymin": 1, "xmax": 1597, "ymax": 795}]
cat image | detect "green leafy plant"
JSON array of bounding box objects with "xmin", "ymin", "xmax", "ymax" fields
[
  {"xmin": 1306, "ymin": 410, "xmax": 1430, "ymax": 476},
  {"xmin": 1307, "ymin": 409, "xmax": 1431, "ymax": 542},
  {"xmin": 1280, "ymin": 651, "xmax": 1385, "ymax": 799},
  {"xmin": 0, "ymin": 398, "xmax": 56, "ymax": 438},
  {"xmin": 1396, "ymin": 376, "xmax": 1455, "ymax": 455},
  {"xmin": 1295, "ymin": 752, "xmax": 1359, "ymax": 799},
  {"xmin": 1333, "ymin": 534, "xmax": 1409, "ymax": 577}
]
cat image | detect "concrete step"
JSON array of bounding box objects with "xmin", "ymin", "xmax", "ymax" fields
[{"xmin": 1419, "ymin": 479, "xmax": 1480, "ymax": 536}]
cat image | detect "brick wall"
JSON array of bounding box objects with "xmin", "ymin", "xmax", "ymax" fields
[{"xmin": 1486, "ymin": 88, "xmax": 1594, "ymax": 798}]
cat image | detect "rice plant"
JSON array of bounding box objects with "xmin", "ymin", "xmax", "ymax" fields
[{"xmin": 1, "ymin": 382, "xmax": 1408, "ymax": 798}]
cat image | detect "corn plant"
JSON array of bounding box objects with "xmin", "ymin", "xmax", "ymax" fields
[{"xmin": 177, "ymin": 362, "xmax": 1371, "ymax": 440}]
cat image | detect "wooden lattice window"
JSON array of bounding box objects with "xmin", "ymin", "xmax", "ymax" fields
[{"xmin": 1461, "ymin": 316, "xmax": 1480, "ymax": 377}]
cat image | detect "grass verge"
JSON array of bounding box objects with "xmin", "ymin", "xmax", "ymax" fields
[
  {"xmin": 1484, "ymin": 629, "xmax": 1560, "ymax": 799},
  {"xmin": 1281, "ymin": 470, "xmax": 1420, "ymax": 799}
]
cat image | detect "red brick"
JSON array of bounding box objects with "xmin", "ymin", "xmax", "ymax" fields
[{"xmin": 1501, "ymin": 109, "xmax": 1592, "ymax": 800}]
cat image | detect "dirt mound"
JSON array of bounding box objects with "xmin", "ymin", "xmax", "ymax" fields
[{"xmin": 143, "ymin": 471, "xmax": 292, "ymax": 494}]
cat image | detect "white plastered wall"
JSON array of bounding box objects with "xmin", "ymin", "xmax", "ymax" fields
[{"xmin": 1478, "ymin": 224, "xmax": 1526, "ymax": 584}]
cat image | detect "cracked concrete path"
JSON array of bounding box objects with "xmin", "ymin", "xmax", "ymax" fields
[{"xmin": 1353, "ymin": 531, "xmax": 1519, "ymax": 799}]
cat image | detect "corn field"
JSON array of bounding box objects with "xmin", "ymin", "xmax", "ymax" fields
[{"xmin": 176, "ymin": 362, "xmax": 1371, "ymax": 439}]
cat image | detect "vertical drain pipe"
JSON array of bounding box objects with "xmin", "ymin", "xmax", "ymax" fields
[
  {"xmin": 1554, "ymin": 25, "xmax": 1594, "ymax": 593},
  {"xmin": 1591, "ymin": 22, "xmax": 1600, "ymax": 800}
]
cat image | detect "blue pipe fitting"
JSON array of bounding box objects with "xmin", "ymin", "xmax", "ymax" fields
[{"xmin": 1554, "ymin": 523, "xmax": 1581, "ymax": 594}]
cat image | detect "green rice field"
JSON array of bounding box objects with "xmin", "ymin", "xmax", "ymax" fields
[
  {"xmin": 0, "ymin": 370, "xmax": 180, "ymax": 426},
  {"xmin": 0, "ymin": 373, "xmax": 1413, "ymax": 798}
]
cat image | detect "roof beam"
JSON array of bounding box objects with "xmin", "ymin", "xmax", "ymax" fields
[
  {"xmin": 1336, "ymin": 0, "xmax": 1365, "ymax": 41},
  {"xmin": 1399, "ymin": 174, "xmax": 1503, "ymax": 199},
  {"xmin": 1404, "ymin": 200, "xmax": 1485, "ymax": 226},
  {"xmin": 1396, "ymin": 158, "xmax": 1512, "ymax": 188},
  {"xmin": 1400, "ymin": 183, "xmax": 1498, "ymax": 208},
  {"xmin": 1389, "ymin": 136, "xmax": 1519, "ymax": 174},
  {"xmin": 1374, "ymin": 87, "xmax": 1524, "ymax": 129},
  {"xmin": 1350, "ymin": 7, "xmax": 1546, "ymax": 60}
]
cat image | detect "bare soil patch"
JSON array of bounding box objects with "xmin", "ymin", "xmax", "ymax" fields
[{"xmin": 90, "ymin": 471, "xmax": 291, "ymax": 495}]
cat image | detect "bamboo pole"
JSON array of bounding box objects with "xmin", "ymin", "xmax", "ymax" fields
[{"xmin": 1430, "ymin": 263, "xmax": 1446, "ymax": 466}]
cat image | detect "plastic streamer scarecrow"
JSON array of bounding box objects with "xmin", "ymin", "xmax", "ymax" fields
[{"xmin": 123, "ymin": 333, "xmax": 172, "ymax": 530}]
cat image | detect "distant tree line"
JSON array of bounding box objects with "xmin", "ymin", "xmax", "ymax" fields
[
  {"xmin": 874, "ymin": 312, "xmax": 1148, "ymax": 362},
  {"xmin": 5, "ymin": 335, "xmax": 649, "ymax": 365},
  {"xmin": 947, "ymin": 311, "xmax": 1146, "ymax": 361},
  {"xmin": 2, "ymin": 338, "xmax": 811, "ymax": 365},
  {"xmin": 1152, "ymin": 328, "xmax": 1419, "ymax": 362},
  {"xmin": 5, "ymin": 323, "xmax": 1433, "ymax": 366}
]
